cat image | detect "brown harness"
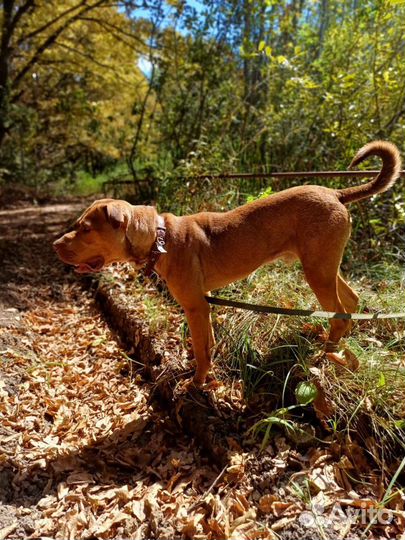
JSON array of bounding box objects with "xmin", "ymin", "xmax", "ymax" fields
[{"xmin": 143, "ymin": 215, "xmax": 167, "ymax": 277}]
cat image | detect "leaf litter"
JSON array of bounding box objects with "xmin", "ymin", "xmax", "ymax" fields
[{"xmin": 0, "ymin": 202, "xmax": 404, "ymax": 539}]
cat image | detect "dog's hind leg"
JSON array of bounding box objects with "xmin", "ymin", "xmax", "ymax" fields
[
  {"xmin": 337, "ymin": 274, "xmax": 359, "ymax": 332},
  {"xmin": 337, "ymin": 274, "xmax": 359, "ymax": 313},
  {"xmin": 302, "ymin": 262, "xmax": 351, "ymax": 352}
]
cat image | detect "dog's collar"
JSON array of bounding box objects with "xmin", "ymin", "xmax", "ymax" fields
[{"xmin": 143, "ymin": 215, "xmax": 167, "ymax": 277}]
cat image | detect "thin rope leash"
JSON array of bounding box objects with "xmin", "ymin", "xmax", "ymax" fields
[{"xmin": 205, "ymin": 295, "xmax": 405, "ymax": 320}]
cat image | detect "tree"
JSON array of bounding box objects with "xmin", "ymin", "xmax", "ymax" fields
[{"xmin": 0, "ymin": 0, "xmax": 147, "ymax": 184}]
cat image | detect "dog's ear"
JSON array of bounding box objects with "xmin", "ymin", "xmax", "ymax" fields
[
  {"xmin": 104, "ymin": 202, "xmax": 128, "ymax": 230},
  {"xmin": 125, "ymin": 205, "xmax": 158, "ymax": 257}
]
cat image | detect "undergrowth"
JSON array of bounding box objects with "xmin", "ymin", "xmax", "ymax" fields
[
  {"xmin": 212, "ymin": 260, "xmax": 405, "ymax": 473},
  {"xmin": 117, "ymin": 255, "xmax": 405, "ymax": 479},
  {"xmin": 52, "ymin": 162, "xmax": 129, "ymax": 197}
]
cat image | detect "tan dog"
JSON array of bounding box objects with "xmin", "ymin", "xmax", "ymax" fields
[{"xmin": 54, "ymin": 141, "xmax": 401, "ymax": 384}]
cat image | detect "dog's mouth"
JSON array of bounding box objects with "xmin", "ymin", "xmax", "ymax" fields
[{"xmin": 74, "ymin": 256, "xmax": 105, "ymax": 274}]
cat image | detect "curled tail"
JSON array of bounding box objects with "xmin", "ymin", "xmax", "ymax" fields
[{"xmin": 338, "ymin": 141, "xmax": 402, "ymax": 205}]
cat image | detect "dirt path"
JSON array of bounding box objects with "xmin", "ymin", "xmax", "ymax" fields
[{"xmin": 0, "ymin": 203, "xmax": 226, "ymax": 539}]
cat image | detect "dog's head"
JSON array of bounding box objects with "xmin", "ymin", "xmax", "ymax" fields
[{"xmin": 53, "ymin": 199, "xmax": 157, "ymax": 273}]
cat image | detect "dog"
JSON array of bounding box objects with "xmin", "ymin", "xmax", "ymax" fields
[{"xmin": 54, "ymin": 141, "xmax": 401, "ymax": 384}]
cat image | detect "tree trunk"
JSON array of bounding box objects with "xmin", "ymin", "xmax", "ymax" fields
[{"xmin": 0, "ymin": 0, "xmax": 14, "ymax": 147}]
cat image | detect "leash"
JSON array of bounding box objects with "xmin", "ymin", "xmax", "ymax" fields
[{"xmin": 205, "ymin": 295, "xmax": 405, "ymax": 320}]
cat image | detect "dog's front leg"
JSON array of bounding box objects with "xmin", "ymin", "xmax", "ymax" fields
[{"xmin": 184, "ymin": 299, "xmax": 212, "ymax": 385}]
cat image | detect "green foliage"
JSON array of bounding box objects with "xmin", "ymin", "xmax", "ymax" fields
[
  {"xmin": 295, "ymin": 381, "xmax": 318, "ymax": 406},
  {"xmin": 53, "ymin": 161, "xmax": 129, "ymax": 197},
  {"xmin": 0, "ymin": 0, "xmax": 145, "ymax": 191},
  {"xmin": 248, "ymin": 395, "xmax": 318, "ymax": 450},
  {"xmin": 248, "ymin": 407, "xmax": 300, "ymax": 450},
  {"xmin": 246, "ymin": 186, "xmax": 273, "ymax": 203}
]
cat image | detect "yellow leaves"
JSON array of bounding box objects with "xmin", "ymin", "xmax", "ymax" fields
[
  {"xmin": 258, "ymin": 41, "xmax": 272, "ymax": 58},
  {"xmin": 10, "ymin": 0, "xmax": 146, "ymax": 165}
]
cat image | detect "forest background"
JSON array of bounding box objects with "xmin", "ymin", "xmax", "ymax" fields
[{"xmin": 1, "ymin": 0, "xmax": 405, "ymax": 216}]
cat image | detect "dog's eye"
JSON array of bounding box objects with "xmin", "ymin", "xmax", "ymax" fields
[{"xmin": 81, "ymin": 224, "xmax": 91, "ymax": 233}]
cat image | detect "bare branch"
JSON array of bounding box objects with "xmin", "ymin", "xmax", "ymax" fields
[{"xmin": 9, "ymin": 0, "xmax": 35, "ymax": 35}]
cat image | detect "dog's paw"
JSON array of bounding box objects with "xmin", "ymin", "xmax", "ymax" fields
[
  {"xmin": 191, "ymin": 376, "xmax": 206, "ymax": 388},
  {"xmin": 343, "ymin": 348, "xmax": 360, "ymax": 371},
  {"xmin": 193, "ymin": 371, "xmax": 219, "ymax": 387},
  {"xmin": 325, "ymin": 349, "xmax": 359, "ymax": 371},
  {"xmin": 173, "ymin": 377, "xmax": 201, "ymax": 398},
  {"xmin": 180, "ymin": 375, "xmax": 208, "ymax": 391},
  {"xmin": 324, "ymin": 340, "xmax": 339, "ymax": 353},
  {"xmin": 201, "ymin": 378, "xmax": 221, "ymax": 390},
  {"xmin": 325, "ymin": 351, "xmax": 347, "ymax": 367}
]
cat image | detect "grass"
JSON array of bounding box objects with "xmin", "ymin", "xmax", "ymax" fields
[
  {"xmin": 211, "ymin": 260, "xmax": 405, "ymax": 471},
  {"xmin": 117, "ymin": 251, "xmax": 403, "ymax": 496},
  {"xmin": 52, "ymin": 161, "xmax": 130, "ymax": 197},
  {"xmin": 141, "ymin": 296, "xmax": 171, "ymax": 334},
  {"xmin": 94, "ymin": 181, "xmax": 404, "ymax": 487}
]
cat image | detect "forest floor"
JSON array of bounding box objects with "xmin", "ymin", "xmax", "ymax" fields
[{"xmin": 0, "ymin": 201, "xmax": 404, "ymax": 539}]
